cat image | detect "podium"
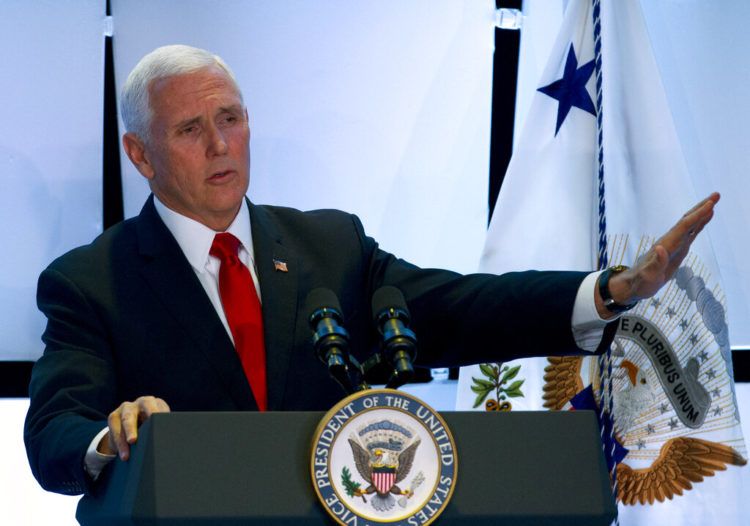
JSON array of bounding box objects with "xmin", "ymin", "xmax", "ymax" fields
[{"xmin": 77, "ymin": 411, "xmax": 617, "ymax": 525}]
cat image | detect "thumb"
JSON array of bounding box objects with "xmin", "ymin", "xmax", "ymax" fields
[{"xmin": 650, "ymin": 245, "xmax": 669, "ymax": 272}]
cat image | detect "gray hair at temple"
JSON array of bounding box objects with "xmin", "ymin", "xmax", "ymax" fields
[{"xmin": 120, "ymin": 44, "xmax": 243, "ymax": 144}]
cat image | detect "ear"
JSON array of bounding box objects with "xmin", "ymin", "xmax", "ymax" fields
[{"xmin": 122, "ymin": 132, "xmax": 155, "ymax": 180}]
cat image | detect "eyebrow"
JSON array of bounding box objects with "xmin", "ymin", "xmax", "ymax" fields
[{"xmin": 219, "ymin": 104, "xmax": 244, "ymax": 115}]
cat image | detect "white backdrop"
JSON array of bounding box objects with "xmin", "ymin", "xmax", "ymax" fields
[
  {"xmin": 112, "ymin": 0, "xmax": 496, "ymax": 274},
  {"xmin": 0, "ymin": 0, "xmax": 104, "ymax": 361}
]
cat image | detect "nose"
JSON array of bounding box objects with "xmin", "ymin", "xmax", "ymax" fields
[{"xmin": 205, "ymin": 124, "xmax": 229, "ymax": 157}]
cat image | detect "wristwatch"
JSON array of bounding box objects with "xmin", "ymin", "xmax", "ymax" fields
[{"xmin": 598, "ymin": 265, "xmax": 638, "ymax": 313}]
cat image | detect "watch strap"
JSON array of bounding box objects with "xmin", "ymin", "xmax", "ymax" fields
[{"xmin": 598, "ymin": 265, "xmax": 638, "ymax": 313}]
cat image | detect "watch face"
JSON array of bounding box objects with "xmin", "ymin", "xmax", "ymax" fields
[{"xmin": 611, "ymin": 264, "xmax": 629, "ymax": 273}]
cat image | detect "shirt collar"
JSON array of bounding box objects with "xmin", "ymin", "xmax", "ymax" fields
[{"xmin": 153, "ymin": 195, "xmax": 253, "ymax": 274}]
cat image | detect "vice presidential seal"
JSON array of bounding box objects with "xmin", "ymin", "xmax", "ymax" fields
[{"xmin": 311, "ymin": 389, "xmax": 457, "ymax": 526}]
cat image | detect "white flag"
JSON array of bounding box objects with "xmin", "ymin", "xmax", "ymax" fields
[{"xmin": 456, "ymin": 1, "xmax": 747, "ymax": 524}]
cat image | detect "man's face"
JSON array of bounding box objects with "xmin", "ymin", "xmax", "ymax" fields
[{"xmin": 130, "ymin": 66, "xmax": 250, "ymax": 231}]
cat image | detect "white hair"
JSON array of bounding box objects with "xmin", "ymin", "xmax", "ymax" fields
[{"xmin": 120, "ymin": 44, "xmax": 243, "ymax": 143}]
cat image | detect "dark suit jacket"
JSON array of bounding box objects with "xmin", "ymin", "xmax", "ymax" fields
[{"xmin": 24, "ymin": 195, "xmax": 608, "ymax": 495}]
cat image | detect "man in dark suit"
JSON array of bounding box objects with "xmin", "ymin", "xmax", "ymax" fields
[{"xmin": 24, "ymin": 45, "xmax": 718, "ymax": 496}]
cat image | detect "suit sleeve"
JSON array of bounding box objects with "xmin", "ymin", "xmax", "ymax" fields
[
  {"xmin": 24, "ymin": 267, "xmax": 117, "ymax": 495},
  {"xmin": 350, "ymin": 214, "xmax": 615, "ymax": 366}
]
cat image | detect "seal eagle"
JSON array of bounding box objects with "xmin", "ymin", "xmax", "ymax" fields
[{"xmin": 348, "ymin": 436, "xmax": 421, "ymax": 512}]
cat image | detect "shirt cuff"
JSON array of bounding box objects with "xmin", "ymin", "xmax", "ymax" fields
[
  {"xmin": 572, "ymin": 271, "xmax": 619, "ymax": 352},
  {"xmin": 83, "ymin": 426, "xmax": 116, "ymax": 481}
]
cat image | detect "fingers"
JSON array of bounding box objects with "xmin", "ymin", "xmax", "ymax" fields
[
  {"xmin": 628, "ymin": 193, "xmax": 720, "ymax": 302},
  {"xmin": 655, "ymin": 193, "xmax": 718, "ymax": 255},
  {"xmin": 679, "ymin": 193, "xmax": 719, "ymax": 235},
  {"xmin": 682, "ymin": 192, "xmax": 720, "ymax": 220},
  {"xmin": 668, "ymin": 195, "xmax": 717, "ymax": 260},
  {"xmin": 106, "ymin": 396, "xmax": 170, "ymax": 461}
]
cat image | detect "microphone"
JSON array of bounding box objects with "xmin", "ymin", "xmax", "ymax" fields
[
  {"xmin": 306, "ymin": 288, "xmax": 364, "ymax": 394},
  {"xmin": 371, "ymin": 286, "xmax": 418, "ymax": 389}
]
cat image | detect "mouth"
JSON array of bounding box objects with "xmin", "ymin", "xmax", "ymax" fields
[{"xmin": 207, "ymin": 170, "xmax": 235, "ymax": 183}]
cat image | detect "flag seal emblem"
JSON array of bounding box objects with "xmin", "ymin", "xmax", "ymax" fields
[
  {"xmin": 543, "ymin": 245, "xmax": 747, "ymax": 505},
  {"xmin": 311, "ymin": 388, "xmax": 457, "ymax": 525}
]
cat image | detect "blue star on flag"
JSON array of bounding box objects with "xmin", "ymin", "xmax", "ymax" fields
[{"xmin": 538, "ymin": 43, "xmax": 596, "ymax": 135}]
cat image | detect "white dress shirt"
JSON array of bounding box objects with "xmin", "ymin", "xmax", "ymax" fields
[{"xmin": 153, "ymin": 197, "xmax": 260, "ymax": 344}]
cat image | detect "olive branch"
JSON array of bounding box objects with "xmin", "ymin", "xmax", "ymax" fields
[
  {"xmin": 470, "ymin": 362, "xmax": 525, "ymax": 409},
  {"xmin": 341, "ymin": 466, "xmax": 365, "ymax": 501}
]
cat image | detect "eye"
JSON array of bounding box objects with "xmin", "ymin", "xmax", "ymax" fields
[
  {"xmin": 219, "ymin": 113, "xmax": 238, "ymax": 127},
  {"xmin": 181, "ymin": 124, "xmax": 199, "ymax": 135}
]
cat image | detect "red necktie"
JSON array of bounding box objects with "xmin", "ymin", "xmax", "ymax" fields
[{"xmin": 210, "ymin": 233, "xmax": 267, "ymax": 411}]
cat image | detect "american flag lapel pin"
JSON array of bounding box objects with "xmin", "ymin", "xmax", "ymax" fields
[{"xmin": 273, "ymin": 259, "xmax": 288, "ymax": 272}]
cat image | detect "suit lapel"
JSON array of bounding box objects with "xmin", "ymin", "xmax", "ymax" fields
[
  {"xmin": 249, "ymin": 202, "xmax": 299, "ymax": 411},
  {"xmin": 135, "ymin": 196, "xmax": 257, "ymax": 411}
]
